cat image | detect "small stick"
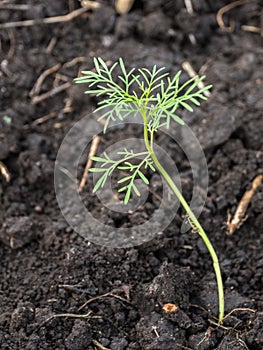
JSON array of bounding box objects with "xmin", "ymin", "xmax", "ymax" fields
[
  {"xmin": 45, "ymin": 37, "xmax": 57, "ymax": 54},
  {"xmin": 37, "ymin": 310, "xmax": 101, "ymax": 330},
  {"xmin": 78, "ymin": 135, "xmax": 101, "ymax": 193},
  {"xmin": 32, "ymin": 112, "xmax": 58, "ymax": 125},
  {"xmin": 152, "ymin": 326, "xmax": 160, "ymax": 338},
  {"xmin": 226, "ymin": 174, "xmax": 263, "ymax": 235},
  {"xmin": 223, "ymin": 307, "xmax": 256, "ymax": 321},
  {"xmin": 241, "ymin": 25, "xmax": 261, "ymax": 34},
  {"xmin": 53, "ymin": 73, "xmax": 70, "ymax": 87},
  {"xmin": 0, "ymin": 7, "xmax": 90, "ymax": 29},
  {"xmin": 29, "ymin": 63, "xmax": 62, "ymax": 98},
  {"xmin": 31, "ymin": 82, "xmax": 71, "ymax": 105},
  {"xmin": 208, "ymin": 319, "xmax": 233, "ymax": 331},
  {"xmin": 184, "ymin": 0, "xmax": 194, "ymax": 15},
  {"xmin": 78, "ymin": 286, "xmax": 130, "ymax": 311},
  {"xmin": 197, "ymin": 328, "xmax": 212, "ymax": 347},
  {"xmin": 182, "ymin": 61, "xmax": 211, "ymax": 97},
  {"xmin": 63, "ymin": 56, "xmax": 86, "ymax": 69},
  {"xmin": 0, "ymin": 161, "xmax": 11, "ymax": 182},
  {"xmin": 80, "ymin": 0, "xmax": 101, "ymax": 10},
  {"xmin": 216, "ymin": 0, "xmax": 254, "ymax": 32},
  {"xmin": 235, "ymin": 335, "xmax": 250, "ymax": 350},
  {"xmin": 92, "ymin": 340, "xmax": 111, "ymax": 350}
]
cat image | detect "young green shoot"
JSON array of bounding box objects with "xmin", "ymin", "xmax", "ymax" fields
[{"xmin": 75, "ymin": 57, "xmax": 225, "ymax": 324}]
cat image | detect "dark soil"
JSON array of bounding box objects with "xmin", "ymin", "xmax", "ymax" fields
[{"xmin": 0, "ymin": 1, "xmax": 263, "ymax": 349}]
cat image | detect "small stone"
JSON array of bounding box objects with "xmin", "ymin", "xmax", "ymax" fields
[
  {"xmin": 0, "ymin": 216, "xmax": 35, "ymax": 249},
  {"xmin": 65, "ymin": 320, "xmax": 92, "ymax": 350},
  {"xmin": 10, "ymin": 303, "xmax": 35, "ymax": 332},
  {"xmin": 34, "ymin": 205, "xmax": 42, "ymax": 213}
]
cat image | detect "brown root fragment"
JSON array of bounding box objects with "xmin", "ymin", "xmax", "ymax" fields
[{"xmin": 226, "ymin": 174, "xmax": 263, "ymax": 235}]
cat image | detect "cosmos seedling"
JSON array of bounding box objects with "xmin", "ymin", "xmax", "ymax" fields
[{"xmin": 75, "ymin": 57, "xmax": 225, "ymax": 324}]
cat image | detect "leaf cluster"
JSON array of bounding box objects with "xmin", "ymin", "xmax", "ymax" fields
[
  {"xmin": 76, "ymin": 57, "xmax": 211, "ymax": 204},
  {"xmin": 75, "ymin": 57, "xmax": 212, "ymax": 133},
  {"xmin": 89, "ymin": 148, "xmax": 155, "ymax": 204}
]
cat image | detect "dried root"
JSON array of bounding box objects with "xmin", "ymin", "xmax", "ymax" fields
[{"xmin": 226, "ymin": 174, "xmax": 263, "ymax": 235}]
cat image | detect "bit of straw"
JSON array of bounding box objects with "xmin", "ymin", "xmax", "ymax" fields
[
  {"xmin": 31, "ymin": 82, "xmax": 71, "ymax": 105},
  {"xmin": 241, "ymin": 25, "xmax": 261, "ymax": 34},
  {"xmin": 30, "ymin": 64, "xmax": 62, "ymax": 98},
  {"xmin": 79, "ymin": 0, "xmax": 101, "ymax": 10},
  {"xmin": 92, "ymin": 340, "xmax": 111, "ymax": 350},
  {"xmin": 216, "ymin": 0, "xmax": 255, "ymax": 32},
  {"xmin": 0, "ymin": 161, "xmax": 10, "ymax": 182},
  {"xmin": 182, "ymin": 61, "xmax": 211, "ymax": 97},
  {"xmin": 0, "ymin": 7, "xmax": 91, "ymax": 29},
  {"xmin": 32, "ymin": 112, "xmax": 58, "ymax": 125},
  {"xmin": 226, "ymin": 174, "xmax": 263, "ymax": 235},
  {"xmin": 184, "ymin": 0, "xmax": 194, "ymax": 15},
  {"xmin": 78, "ymin": 135, "xmax": 101, "ymax": 193}
]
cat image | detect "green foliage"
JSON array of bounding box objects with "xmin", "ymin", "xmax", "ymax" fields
[
  {"xmin": 89, "ymin": 148, "xmax": 154, "ymax": 204},
  {"xmin": 75, "ymin": 57, "xmax": 212, "ymax": 133},
  {"xmin": 76, "ymin": 57, "xmax": 211, "ymax": 202},
  {"xmin": 75, "ymin": 57, "xmax": 211, "ymax": 202}
]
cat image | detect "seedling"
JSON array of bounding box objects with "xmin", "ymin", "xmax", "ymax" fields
[{"xmin": 75, "ymin": 57, "xmax": 225, "ymax": 324}]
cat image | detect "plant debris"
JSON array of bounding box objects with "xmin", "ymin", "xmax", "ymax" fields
[{"xmin": 226, "ymin": 174, "xmax": 263, "ymax": 235}]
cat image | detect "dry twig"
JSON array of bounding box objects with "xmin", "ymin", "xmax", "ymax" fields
[
  {"xmin": 92, "ymin": 340, "xmax": 111, "ymax": 350},
  {"xmin": 29, "ymin": 63, "xmax": 62, "ymax": 98},
  {"xmin": 0, "ymin": 161, "xmax": 10, "ymax": 182},
  {"xmin": 53, "ymin": 73, "xmax": 70, "ymax": 86},
  {"xmin": 241, "ymin": 24, "xmax": 261, "ymax": 34},
  {"xmin": 31, "ymin": 82, "xmax": 71, "ymax": 105},
  {"xmin": 78, "ymin": 135, "xmax": 101, "ymax": 193},
  {"xmin": 45, "ymin": 37, "xmax": 57, "ymax": 54},
  {"xmin": 37, "ymin": 310, "xmax": 101, "ymax": 331},
  {"xmin": 32, "ymin": 112, "xmax": 58, "ymax": 125},
  {"xmin": 63, "ymin": 56, "xmax": 86, "ymax": 69},
  {"xmin": 0, "ymin": 7, "xmax": 90, "ymax": 29},
  {"xmin": 226, "ymin": 174, "xmax": 263, "ymax": 235},
  {"xmin": 182, "ymin": 61, "xmax": 211, "ymax": 97},
  {"xmin": 216, "ymin": 0, "xmax": 256, "ymax": 32},
  {"xmin": 197, "ymin": 328, "xmax": 213, "ymax": 347},
  {"xmin": 184, "ymin": 0, "xmax": 194, "ymax": 15},
  {"xmin": 78, "ymin": 286, "xmax": 130, "ymax": 311},
  {"xmin": 223, "ymin": 307, "xmax": 256, "ymax": 320}
]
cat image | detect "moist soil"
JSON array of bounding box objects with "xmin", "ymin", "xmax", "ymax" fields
[{"xmin": 0, "ymin": 1, "xmax": 263, "ymax": 349}]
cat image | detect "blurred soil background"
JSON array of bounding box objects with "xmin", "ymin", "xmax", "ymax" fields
[{"xmin": 0, "ymin": 0, "xmax": 263, "ymax": 349}]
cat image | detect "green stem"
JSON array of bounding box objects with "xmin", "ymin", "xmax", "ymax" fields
[{"xmin": 142, "ymin": 111, "xmax": 224, "ymax": 324}]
